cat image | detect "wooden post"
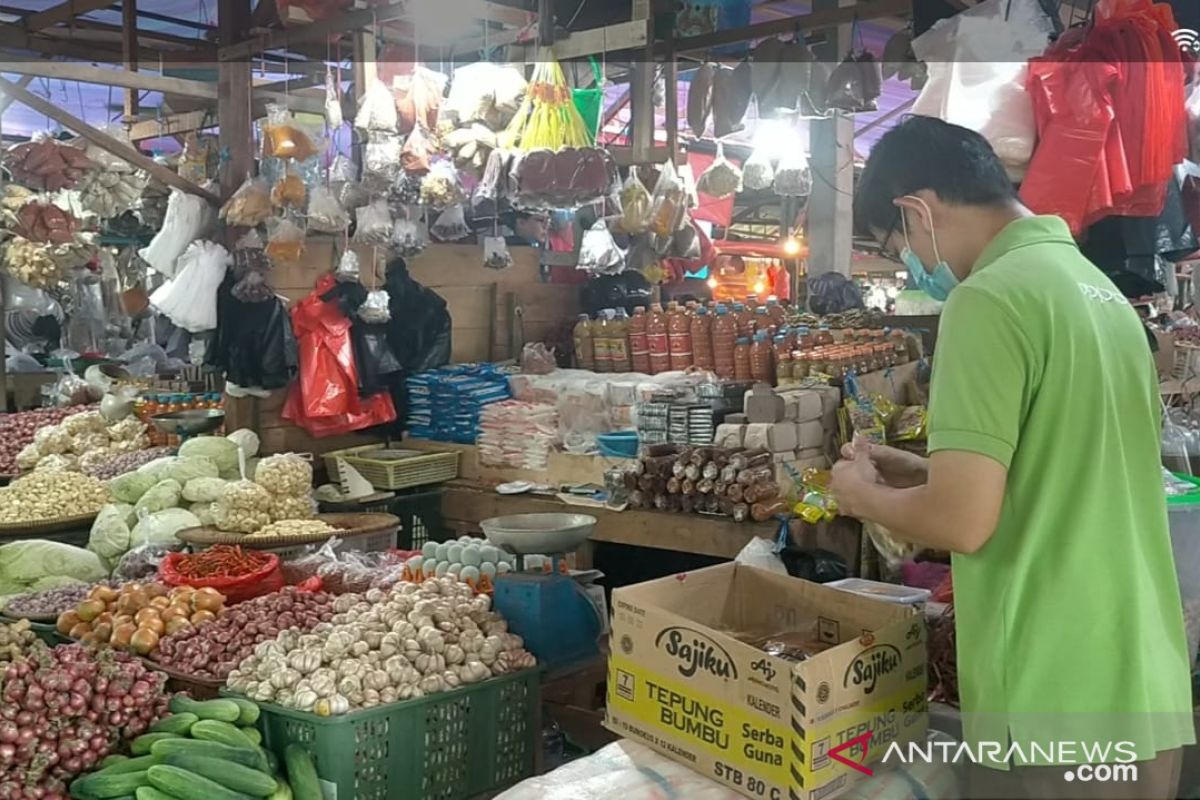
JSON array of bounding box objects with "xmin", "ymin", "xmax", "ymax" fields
[
  {"xmin": 536, "ymin": 0, "xmax": 554, "ymax": 46},
  {"xmin": 122, "ymin": 0, "xmax": 138, "ymax": 122},
  {"xmin": 664, "ymin": 43, "xmax": 678, "ymax": 161},
  {"xmin": 628, "ymin": 0, "xmax": 656, "ymax": 163},
  {"xmin": 217, "ymin": 0, "xmax": 253, "ymax": 201}
]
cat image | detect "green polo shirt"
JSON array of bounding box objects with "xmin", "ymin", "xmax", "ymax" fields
[{"xmin": 928, "ymin": 215, "xmax": 1195, "ymax": 766}]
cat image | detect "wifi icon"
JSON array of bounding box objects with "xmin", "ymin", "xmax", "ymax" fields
[{"xmin": 1174, "ymin": 28, "xmax": 1200, "ymax": 54}]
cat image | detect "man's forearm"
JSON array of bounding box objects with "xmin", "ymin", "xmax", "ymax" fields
[{"xmin": 851, "ymin": 481, "xmax": 971, "ymax": 553}]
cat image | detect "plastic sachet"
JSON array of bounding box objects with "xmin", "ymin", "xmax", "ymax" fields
[
  {"xmin": 354, "ymin": 198, "xmax": 393, "ymax": 245},
  {"xmin": 307, "ymin": 184, "xmax": 350, "ymax": 232},
  {"xmin": 335, "ymin": 249, "xmax": 360, "ymax": 283},
  {"xmin": 696, "ymin": 142, "xmax": 743, "ymax": 199},
  {"xmin": 354, "ymin": 78, "xmax": 399, "ymax": 132},
  {"xmin": 265, "ymin": 217, "xmax": 306, "ymax": 266},
  {"xmin": 324, "ymin": 68, "xmax": 343, "ymax": 129},
  {"xmin": 391, "ymin": 216, "xmax": 428, "ymax": 256},
  {"xmin": 358, "ymin": 290, "xmax": 391, "ymax": 323},
  {"xmin": 430, "ymin": 205, "xmax": 469, "ymax": 242},
  {"xmin": 578, "ymin": 220, "xmax": 624, "ymax": 274}
]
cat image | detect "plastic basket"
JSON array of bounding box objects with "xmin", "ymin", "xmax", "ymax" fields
[
  {"xmin": 324, "ymin": 444, "xmax": 459, "ymax": 491},
  {"xmin": 320, "ymin": 488, "xmax": 447, "ymax": 551},
  {"xmin": 244, "ymin": 669, "xmax": 538, "ymax": 800}
]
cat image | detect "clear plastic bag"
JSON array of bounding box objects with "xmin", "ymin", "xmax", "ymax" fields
[
  {"xmin": 393, "ymin": 66, "xmax": 447, "ymax": 135},
  {"xmin": 324, "ymin": 68, "xmax": 343, "ymax": 129},
  {"xmin": 474, "ymin": 148, "xmax": 511, "ymax": 205},
  {"xmin": 578, "ymin": 220, "xmax": 624, "ymax": 274},
  {"xmin": 358, "ymin": 289, "xmax": 391, "ymax": 323},
  {"xmin": 335, "ymin": 248, "xmax": 360, "ymax": 283},
  {"xmin": 401, "ymin": 125, "xmax": 434, "ymax": 174},
  {"xmin": 363, "ymin": 132, "xmax": 402, "ymax": 185},
  {"xmin": 391, "ymin": 215, "xmax": 428, "ymax": 256},
  {"xmin": 307, "ymin": 184, "xmax": 350, "ymax": 232},
  {"xmin": 271, "ymin": 171, "xmax": 307, "ymax": 209},
  {"xmin": 773, "ymin": 149, "xmax": 811, "ymax": 197},
  {"xmin": 149, "ymin": 240, "xmax": 230, "ymax": 333},
  {"xmin": 483, "ymin": 236, "xmax": 512, "ymax": 270},
  {"xmin": 235, "ymin": 229, "xmax": 264, "ymax": 250},
  {"xmin": 262, "ymin": 103, "xmax": 318, "ymax": 160},
  {"xmin": 389, "ymin": 172, "xmax": 423, "ymax": 207},
  {"xmin": 329, "ymin": 153, "xmax": 357, "ymax": 184},
  {"xmin": 430, "ymin": 204, "xmax": 469, "ymax": 242},
  {"xmin": 697, "ymin": 142, "xmax": 742, "ymax": 199},
  {"xmin": 354, "ymin": 78, "xmax": 399, "ymax": 132},
  {"xmin": 354, "ymin": 198, "xmax": 393, "ymax": 245},
  {"xmin": 420, "ymin": 162, "xmax": 465, "ymax": 210},
  {"xmin": 743, "ymin": 147, "xmax": 775, "ymax": 191},
  {"xmin": 648, "ymin": 160, "xmax": 686, "ymax": 237},
  {"xmin": 232, "ymin": 268, "xmax": 274, "ymax": 303},
  {"xmin": 615, "ymin": 170, "xmax": 651, "ymax": 234},
  {"xmin": 265, "ymin": 217, "xmax": 306, "ymax": 266}
]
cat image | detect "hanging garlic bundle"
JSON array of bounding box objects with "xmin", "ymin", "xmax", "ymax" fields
[{"xmin": 226, "ymin": 577, "xmax": 535, "ymax": 714}]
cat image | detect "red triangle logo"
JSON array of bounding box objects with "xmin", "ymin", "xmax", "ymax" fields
[{"xmin": 828, "ymin": 731, "xmax": 874, "ymax": 776}]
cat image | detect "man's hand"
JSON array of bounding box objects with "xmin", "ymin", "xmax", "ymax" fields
[
  {"xmin": 838, "ymin": 441, "xmax": 929, "ymax": 488},
  {"xmin": 829, "ymin": 447, "xmax": 882, "ymax": 519}
]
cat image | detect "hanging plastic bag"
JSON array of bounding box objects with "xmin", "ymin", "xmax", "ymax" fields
[
  {"xmin": 263, "ymin": 103, "xmax": 318, "ymax": 160},
  {"xmin": 401, "ymin": 125, "xmax": 434, "ymax": 175},
  {"xmin": 138, "ymin": 188, "xmax": 214, "ymax": 278},
  {"xmin": 271, "ymin": 172, "xmax": 307, "ymax": 209},
  {"xmin": 571, "ymin": 58, "xmax": 605, "ymax": 145},
  {"xmin": 743, "ymin": 147, "xmax": 775, "ymax": 191},
  {"xmin": 393, "ymin": 66, "xmax": 447, "ymax": 135},
  {"xmin": 362, "ymin": 132, "xmax": 401, "ymax": 186},
  {"xmin": 430, "ymin": 205, "xmax": 470, "ymax": 242},
  {"xmin": 774, "ymin": 148, "xmax": 810, "ymax": 197},
  {"xmin": 358, "ymin": 289, "xmax": 391, "ymax": 323},
  {"xmin": 219, "ymin": 177, "xmax": 272, "ymax": 227},
  {"xmin": 354, "ymin": 78, "xmax": 399, "ymax": 132},
  {"xmin": 324, "ymin": 68, "xmax": 343, "ymax": 129},
  {"xmin": 354, "ymin": 198, "xmax": 393, "ymax": 245},
  {"xmin": 265, "ymin": 217, "xmax": 306, "ymax": 266},
  {"xmin": 615, "ymin": 170, "xmax": 652, "ymax": 234},
  {"xmin": 232, "ymin": 267, "xmax": 275, "ymax": 303},
  {"xmin": 307, "ymin": 183, "xmax": 350, "ymax": 232},
  {"xmin": 391, "ymin": 216, "xmax": 428, "ymax": 256},
  {"xmin": 149, "ymin": 240, "xmax": 230, "ymax": 333},
  {"xmin": 483, "ymin": 236, "xmax": 512, "ymax": 270},
  {"xmin": 696, "ymin": 142, "xmax": 743, "ymax": 199},
  {"xmin": 389, "ymin": 172, "xmax": 423, "ymax": 208},
  {"xmin": 179, "ymin": 134, "xmax": 215, "ymax": 183},
  {"xmin": 419, "ymin": 162, "xmax": 465, "ymax": 210},
  {"xmin": 648, "ymin": 160, "xmax": 687, "ymax": 237},
  {"xmin": 334, "ymin": 248, "xmax": 360, "ymax": 283},
  {"xmin": 474, "ymin": 148, "xmax": 511, "ymax": 205},
  {"xmin": 578, "ymin": 220, "xmax": 624, "ymax": 274}
]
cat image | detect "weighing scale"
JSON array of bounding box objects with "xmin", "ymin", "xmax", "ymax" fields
[
  {"xmin": 481, "ymin": 513, "xmax": 606, "ymax": 671},
  {"xmin": 149, "ymin": 409, "xmax": 225, "ymax": 441}
]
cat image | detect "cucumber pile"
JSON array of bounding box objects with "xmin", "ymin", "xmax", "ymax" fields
[{"xmin": 67, "ymin": 696, "xmax": 318, "ymax": 800}]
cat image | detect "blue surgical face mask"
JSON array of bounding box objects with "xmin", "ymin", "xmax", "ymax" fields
[{"xmin": 899, "ymin": 196, "xmax": 958, "ymax": 302}]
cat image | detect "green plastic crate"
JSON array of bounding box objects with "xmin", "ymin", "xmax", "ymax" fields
[
  {"xmin": 319, "ymin": 487, "xmax": 446, "ymax": 551},
  {"xmin": 249, "ymin": 669, "xmax": 538, "ymax": 800}
]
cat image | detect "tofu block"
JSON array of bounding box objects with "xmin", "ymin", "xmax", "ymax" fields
[
  {"xmin": 796, "ymin": 420, "xmax": 825, "ymax": 450},
  {"xmin": 779, "ymin": 390, "xmax": 824, "ymax": 423},
  {"xmin": 744, "ymin": 422, "xmax": 799, "ymax": 453},
  {"xmin": 725, "ymin": 413, "xmax": 748, "ymax": 425}
]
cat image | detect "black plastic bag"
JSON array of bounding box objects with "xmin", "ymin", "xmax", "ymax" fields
[
  {"xmin": 353, "ymin": 322, "xmax": 402, "ymax": 397},
  {"xmin": 781, "ymin": 547, "xmax": 848, "ymax": 583},
  {"xmin": 206, "ymin": 273, "xmax": 297, "ymax": 390},
  {"xmin": 384, "ymin": 257, "xmax": 452, "ymax": 373}
]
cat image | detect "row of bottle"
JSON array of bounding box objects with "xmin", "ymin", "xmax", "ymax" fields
[{"xmin": 573, "ymin": 301, "xmax": 911, "ymax": 382}]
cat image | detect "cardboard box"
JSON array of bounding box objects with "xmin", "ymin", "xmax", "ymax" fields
[{"xmin": 606, "ymin": 564, "xmax": 927, "ymax": 800}]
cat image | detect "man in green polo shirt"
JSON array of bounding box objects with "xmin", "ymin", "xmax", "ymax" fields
[{"xmin": 831, "ymin": 116, "xmax": 1194, "ymax": 798}]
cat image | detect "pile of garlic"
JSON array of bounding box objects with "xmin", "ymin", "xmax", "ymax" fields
[
  {"xmin": 0, "ymin": 471, "xmax": 109, "ymax": 523},
  {"xmin": 226, "ymin": 577, "xmax": 535, "ymax": 715},
  {"xmin": 18, "ymin": 411, "xmax": 148, "ymax": 472}
]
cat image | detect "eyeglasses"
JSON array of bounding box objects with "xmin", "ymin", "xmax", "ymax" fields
[{"xmin": 876, "ymin": 208, "xmax": 904, "ymax": 264}]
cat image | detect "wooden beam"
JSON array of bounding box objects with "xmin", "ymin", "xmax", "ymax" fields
[
  {"xmin": 122, "ymin": 0, "xmax": 137, "ymax": 121},
  {"xmin": 127, "ymin": 110, "xmax": 214, "ymax": 141},
  {"xmin": 0, "ymin": 74, "xmax": 32, "ymax": 118},
  {"xmin": 219, "ymin": 0, "xmax": 406, "ymax": 61},
  {"xmin": 507, "ymin": 19, "xmax": 648, "ymax": 61},
  {"xmin": 23, "ymin": 0, "xmax": 113, "ymax": 31},
  {"xmin": 218, "ymin": 0, "xmax": 253, "ymax": 201},
  {"xmin": 0, "ymin": 75, "xmax": 218, "ymax": 203},
  {"xmin": 666, "ymin": 0, "xmax": 909, "ymax": 54},
  {"xmin": 536, "ymin": 0, "xmax": 553, "ymax": 46}
]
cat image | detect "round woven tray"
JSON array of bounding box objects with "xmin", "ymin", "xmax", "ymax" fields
[
  {"xmin": 0, "ymin": 609, "xmax": 61, "ymax": 624},
  {"xmin": 0, "ymin": 511, "xmax": 100, "ymax": 540},
  {"xmin": 139, "ymin": 657, "xmax": 224, "ymax": 699},
  {"xmin": 175, "ymin": 512, "xmax": 400, "ymax": 550}
]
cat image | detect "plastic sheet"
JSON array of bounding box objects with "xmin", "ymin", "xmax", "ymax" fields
[
  {"xmin": 138, "ymin": 189, "xmax": 214, "ymax": 278},
  {"xmin": 149, "ymin": 240, "xmax": 231, "ymax": 333}
]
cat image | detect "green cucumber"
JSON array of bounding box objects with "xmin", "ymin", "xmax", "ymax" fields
[
  {"xmin": 69, "ymin": 769, "xmax": 149, "ymax": 800},
  {"xmin": 190, "ymin": 719, "xmax": 256, "ymax": 749},
  {"xmin": 148, "ymin": 738, "xmax": 269, "ymax": 772},
  {"xmin": 135, "ymin": 789, "xmax": 180, "ymax": 800},
  {"xmin": 227, "ymin": 697, "xmax": 260, "ymax": 726},
  {"xmin": 161, "ymin": 753, "xmax": 278, "ymax": 796},
  {"xmin": 149, "ymin": 713, "xmax": 199, "ymax": 736},
  {"xmin": 99, "ymin": 754, "xmax": 129, "ymax": 768},
  {"xmin": 146, "ymin": 765, "xmax": 255, "ymax": 800},
  {"xmin": 267, "ymin": 778, "xmax": 292, "ymax": 800},
  {"xmin": 239, "ymin": 726, "xmax": 262, "ymax": 746},
  {"xmin": 282, "ymin": 745, "xmax": 320, "ymax": 800},
  {"xmin": 130, "ymin": 733, "xmax": 181, "ymax": 756},
  {"xmin": 167, "ymin": 697, "xmax": 241, "ymax": 723},
  {"xmin": 98, "ymin": 755, "xmax": 159, "ymax": 776}
]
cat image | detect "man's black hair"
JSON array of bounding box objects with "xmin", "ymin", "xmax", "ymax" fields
[{"xmin": 854, "ymin": 116, "xmax": 1018, "ymax": 239}]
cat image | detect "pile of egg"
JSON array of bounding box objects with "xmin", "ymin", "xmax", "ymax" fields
[{"xmin": 406, "ymin": 535, "xmax": 556, "ymax": 584}]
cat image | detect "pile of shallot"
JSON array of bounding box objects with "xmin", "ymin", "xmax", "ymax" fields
[
  {"xmin": 151, "ymin": 587, "xmax": 334, "ymax": 680},
  {"xmin": 0, "ymin": 644, "xmax": 170, "ymax": 799}
]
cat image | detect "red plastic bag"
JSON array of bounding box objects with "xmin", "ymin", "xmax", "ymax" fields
[{"xmin": 158, "ymin": 551, "xmax": 283, "ymax": 605}]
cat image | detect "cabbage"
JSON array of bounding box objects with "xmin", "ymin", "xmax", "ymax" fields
[
  {"xmin": 190, "ymin": 502, "xmax": 217, "ymax": 527},
  {"xmin": 110, "ymin": 470, "xmax": 158, "ymax": 504},
  {"xmin": 0, "ymin": 540, "xmax": 108, "ymax": 586},
  {"xmin": 183, "ymin": 477, "xmax": 228, "ymax": 504},
  {"xmin": 134, "ymin": 479, "xmax": 182, "ymax": 516},
  {"xmin": 88, "ymin": 503, "xmax": 133, "ymax": 561},
  {"xmin": 130, "ymin": 508, "xmax": 200, "ymax": 549},
  {"xmin": 227, "ymin": 428, "xmax": 261, "ymax": 459},
  {"xmin": 179, "ymin": 437, "xmax": 240, "ymax": 476},
  {"xmin": 163, "ymin": 456, "xmax": 219, "ymax": 485},
  {"xmin": 136, "ymin": 456, "xmax": 180, "ymax": 484}
]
